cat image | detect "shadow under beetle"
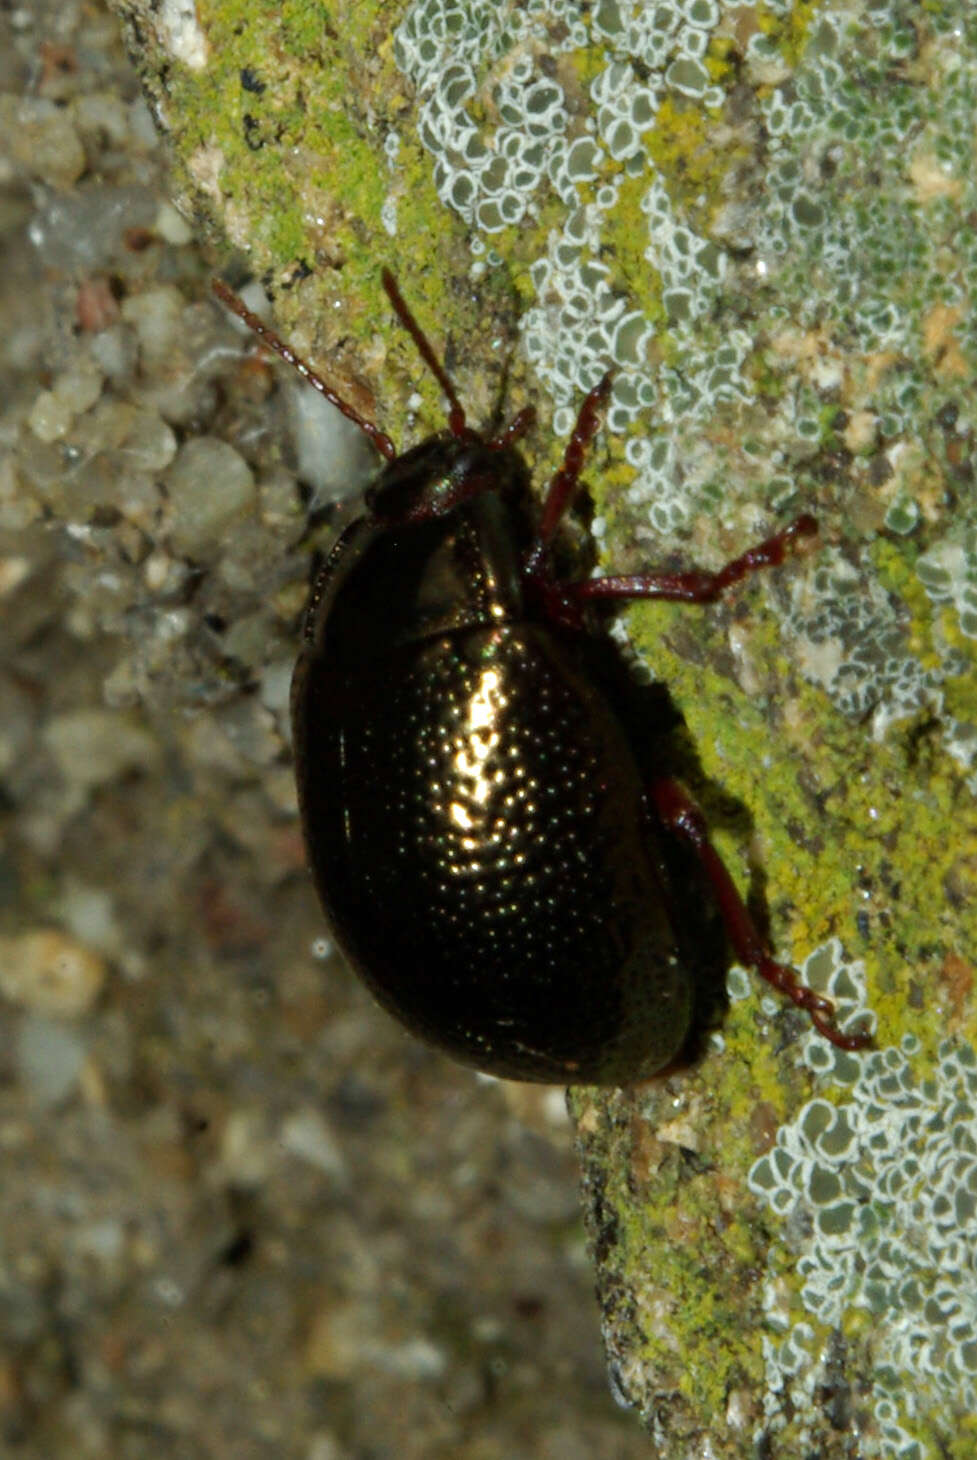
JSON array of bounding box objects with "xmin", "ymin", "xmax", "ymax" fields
[{"xmin": 214, "ymin": 272, "xmax": 871, "ymax": 1084}]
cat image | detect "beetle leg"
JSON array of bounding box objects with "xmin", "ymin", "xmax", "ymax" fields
[
  {"xmin": 648, "ymin": 777, "xmax": 872, "ymax": 1050},
  {"xmin": 488, "ymin": 405, "xmax": 536, "ymax": 450},
  {"xmin": 565, "ymin": 514, "xmax": 818, "ymax": 605},
  {"xmin": 526, "ymin": 371, "xmax": 616, "ymax": 574}
]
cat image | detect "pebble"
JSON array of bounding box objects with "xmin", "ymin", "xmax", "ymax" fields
[
  {"xmin": 212, "ymin": 697, "xmax": 281, "ymax": 768},
  {"xmin": 223, "ymin": 611, "xmax": 278, "ymax": 672},
  {"xmin": 0, "ymin": 454, "xmax": 40, "ymax": 531},
  {"xmin": 219, "ymin": 1109, "xmax": 272, "ymax": 1188},
  {"xmin": 88, "ymin": 322, "xmax": 138, "ymax": 379},
  {"xmin": 121, "ymin": 284, "xmax": 186, "ymax": 372},
  {"xmin": 165, "ymin": 436, "xmax": 257, "ymax": 557},
  {"xmin": 42, "ymin": 708, "xmax": 160, "ymax": 792},
  {"xmin": 305, "ymin": 1299, "xmax": 377, "ymax": 1381},
  {"xmin": 259, "ymin": 657, "xmax": 293, "ymax": 717},
  {"xmin": 28, "ymin": 184, "xmax": 157, "ymax": 273},
  {"xmin": 28, "ymin": 390, "xmax": 74, "ymax": 444},
  {"xmin": 74, "ymin": 90, "xmax": 131, "ymax": 149},
  {"xmin": 76, "ymin": 276, "xmax": 122, "ymax": 334},
  {"xmin": 110, "ymin": 403, "xmax": 179, "ymax": 472},
  {"xmin": 0, "ymin": 556, "xmax": 31, "ymax": 597},
  {"xmin": 305, "ymin": 1299, "xmax": 447, "ymax": 1381},
  {"xmin": 0, "ymin": 94, "xmax": 86, "ymax": 187},
  {"xmin": 279, "ymin": 1107, "xmax": 349, "ymax": 1183},
  {"xmin": 15, "ymin": 1015, "xmax": 88, "ymax": 1106},
  {"xmin": 286, "ymin": 380, "xmax": 377, "ymax": 503},
  {"xmin": 154, "ymin": 199, "xmax": 193, "ymax": 245},
  {"xmin": 28, "ymin": 360, "xmax": 104, "ymax": 442},
  {"xmin": 0, "ymin": 928, "xmax": 107, "ymax": 1018},
  {"xmin": 57, "ymin": 882, "xmax": 120, "ymax": 959}
]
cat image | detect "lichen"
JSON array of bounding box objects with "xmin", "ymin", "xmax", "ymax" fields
[
  {"xmin": 393, "ymin": 0, "xmax": 738, "ymax": 467},
  {"xmin": 748, "ymin": 944, "xmax": 977, "ymax": 1458},
  {"xmin": 391, "ymin": 0, "xmax": 977, "ymax": 766}
]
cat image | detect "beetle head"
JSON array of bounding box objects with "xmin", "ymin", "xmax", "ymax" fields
[{"xmin": 365, "ymin": 434, "xmax": 531, "ymax": 527}]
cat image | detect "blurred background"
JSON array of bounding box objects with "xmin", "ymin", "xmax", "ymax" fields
[{"xmin": 0, "ymin": 3, "xmax": 655, "ymax": 1455}]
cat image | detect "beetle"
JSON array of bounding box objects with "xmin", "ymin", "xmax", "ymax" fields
[{"xmin": 213, "ymin": 271, "xmax": 870, "ymax": 1084}]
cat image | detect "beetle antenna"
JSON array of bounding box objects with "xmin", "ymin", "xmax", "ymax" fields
[
  {"xmin": 381, "ymin": 269, "xmax": 468, "ymax": 440},
  {"xmin": 212, "ymin": 278, "xmax": 397, "ymax": 461}
]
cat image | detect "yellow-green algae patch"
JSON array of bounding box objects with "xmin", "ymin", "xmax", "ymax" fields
[
  {"xmin": 643, "ymin": 94, "xmax": 740, "ymax": 229},
  {"xmin": 754, "ymin": 0, "xmax": 821, "ymax": 70},
  {"xmin": 143, "ymin": 0, "xmax": 488, "ymax": 438}
]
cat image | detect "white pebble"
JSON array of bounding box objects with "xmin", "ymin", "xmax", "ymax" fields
[
  {"xmin": 89, "ymin": 323, "xmax": 138, "ymax": 380},
  {"xmin": 16, "ymin": 1016, "xmax": 87, "ymax": 1105},
  {"xmin": 28, "ymin": 388, "xmax": 74, "ymax": 442},
  {"xmin": 166, "ymin": 437, "xmax": 256, "ymax": 556},
  {"xmin": 280, "ymin": 1108, "xmax": 349, "ymax": 1182},
  {"xmin": 154, "ymin": 199, "xmax": 193, "ymax": 245}
]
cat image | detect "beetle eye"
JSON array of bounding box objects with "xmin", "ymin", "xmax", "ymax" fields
[
  {"xmin": 368, "ymin": 470, "xmax": 452, "ymax": 523},
  {"xmin": 368, "ymin": 443, "xmax": 500, "ymax": 525}
]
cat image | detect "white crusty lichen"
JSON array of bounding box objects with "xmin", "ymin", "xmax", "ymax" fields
[
  {"xmin": 394, "ymin": 0, "xmax": 734, "ymax": 489},
  {"xmin": 917, "ymin": 529, "xmax": 977, "ymax": 643},
  {"xmin": 785, "ymin": 550, "xmax": 951, "ymax": 740},
  {"xmin": 393, "ymin": 0, "xmax": 977, "ymax": 758},
  {"xmin": 745, "ymin": 941, "xmax": 977, "ymax": 1459}
]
